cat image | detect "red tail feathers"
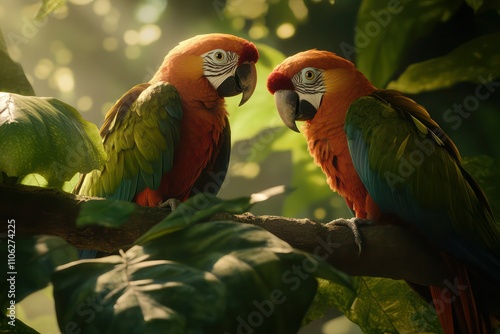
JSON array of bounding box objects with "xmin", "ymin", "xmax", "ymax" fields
[{"xmin": 430, "ymin": 253, "xmax": 492, "ymax": 334}]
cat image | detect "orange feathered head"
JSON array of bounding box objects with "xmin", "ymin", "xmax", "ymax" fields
[
  {"xmin": 267, "ymin": 50, "xmax": 375, "ymax": 132},
  {"xmin": 152, "ymin": 33, "xmax": 259, "ymax": 106}
]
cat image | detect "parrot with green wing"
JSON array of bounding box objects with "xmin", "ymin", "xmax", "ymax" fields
[
  {"xmin": 75, "ymin": 33, "xmax": 258, "ymax": 256},
  {"xmin": 267, "ymin": 50, "xmax": 500, "ymax": 333}
]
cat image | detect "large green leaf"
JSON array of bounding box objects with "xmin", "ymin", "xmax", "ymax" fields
[
  {"xmin": 308, "ymin": 277, "xmax": 442, "ymax": 334},
  {"xmin": 355, "ymin": 0, "xmax": 462, "ymax": 87},
  {"xmin": 52, "ymin": 222, "xmax": 323, "ymax": 333},
  {"xmin": 0, "ymin": 235, "xmax": 78, "ymax": 310},
  {"xmin": 0, "ymin": 93, "xmax": 106, "ymax": 187},
  {"xmin": 387, "ymin": 33, "xmax": 500, "ymax": 94},
  {"xmin": 0, "ymin": 31, "xmax": 34, "ymax": 96},
  {"xmin": 52, "ymin": 190, "xmax": 346, "ymax": 333},
  {"xmin": 53, "ymin": 253, "xmax": 226, "ymax": 334},
  {"xmin": 227, "ymin": 43, "xmax": 286, "ymax": 143}
]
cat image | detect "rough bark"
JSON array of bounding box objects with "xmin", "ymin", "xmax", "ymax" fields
[{"xmin": 0, "ymin": 183, "xmax": 447, "ymax": 286}]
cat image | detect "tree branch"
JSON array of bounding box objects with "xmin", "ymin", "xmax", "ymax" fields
[{"xmin": 0, "ymin": 183, "xmax": 447, "ymax": 286}]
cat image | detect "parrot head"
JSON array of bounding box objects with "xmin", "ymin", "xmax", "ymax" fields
[
  {"xmin": 266, "ymin": 50, "xmax": 375, "ymax": 132},
  {"xmin": 153, "ymin": 33, "xmax": 259, "ymax": 106}
]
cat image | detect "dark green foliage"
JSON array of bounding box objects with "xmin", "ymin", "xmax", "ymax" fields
[{"xmin": 53, "ymin": 192, "xmax": 340, "ymax": 333}]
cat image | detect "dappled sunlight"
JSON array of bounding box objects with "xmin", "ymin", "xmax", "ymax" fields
[
  {"xmin": 51, "ymin": 67, "xmax": 74, "ymax": 93},
  {"xmin": 276, "ymin": 22, "xmax": 295, "ymax": 39},
  {"xmin": 76, "ymin": 95, "xmax": 93, "ymax": 112},
  {"xmin": 1, "ymin": 1, "xmax": 499, "ymax": 334}
]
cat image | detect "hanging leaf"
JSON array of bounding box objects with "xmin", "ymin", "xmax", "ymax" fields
[
  {"xmin": 0, "ymin": 31, "xmax": 35, "ymax": 96},
  {"xmin": 387, "ymin": 33, "xmax": 500, "ymax": 94},
  {"xmin": 35, "ymin": 0, "xmax": 67, "ymax": 20},
  {"xmin": 227, "ymin": 43, "xmax": 287, "ymax": 143},
  {"xmin": 0, "ymin": 93, "xmax": 106, "ymax": 188},
  {"xmin": 355, "ymin": 0, "xmax": 463, "ymax": 88}
]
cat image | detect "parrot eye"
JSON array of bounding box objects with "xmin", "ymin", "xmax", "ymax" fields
[
  {"xmin": 210, "ymin": 49, "xmax": 227, "ymax": 64},
  {"xmin": 301, "ymin": 67, "xmax": 319, "ymax": 83}
]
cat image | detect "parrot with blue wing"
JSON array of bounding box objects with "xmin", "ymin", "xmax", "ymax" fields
[{"xmin": 267, "ymin": 50, "xmax": 500, "ymax": 333}]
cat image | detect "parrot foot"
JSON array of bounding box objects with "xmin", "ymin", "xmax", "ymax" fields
[
  {"xmin": 328, "ymin": 217, "xmax": 373, "ymax": 256},
  {"xmin": 159, "ymin": 198, "xmax": 181, "ymax": 211}
]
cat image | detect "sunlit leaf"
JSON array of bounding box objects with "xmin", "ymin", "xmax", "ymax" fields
[
  {"xmin": 0, "ymin": 93, "xmax": 106, "ymax": 188},
  {"xmin": 387, "ymin": 33, "xmax": 500, "ymax": 94},
  {"xmin": 0, "ymin": 235, "xmax": 78, "ymax": 310},
  {"xmin": 76, "ymin": 200, "xmax": 137, "ymax": 228},
  {"xmin": 355, "ymin": 0, "xmax": 462, "ymax": 87},
  {"xmin": 35, "ymin": 0, "xmax": 67, "ymax": 20},
  {"xmin": 309, "ymin": 277, "xmax": 442, "ymax": 333},
  {"xmin": 227, "ymin": 43, "xmax": 286, "ymax": 143},
  {"xmin": 0, "ymin": 31, "xmax": 35, "ymax": 96}
]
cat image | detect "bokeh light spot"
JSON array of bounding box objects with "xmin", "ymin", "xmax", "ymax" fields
[
  {"xmin": 135, "ymin": 0, "xmax": 167, "ymax": 23},
  {"xmin": 276, "ymin": 23, "xmax": 295, "ymax": 39},
  {"xmin": 102, "ymin": 9, "xmax": 120, "ymax": 33},
  {"xmin": 248, "ymin": 24, "xmax": 268, "ymax": 40},
  {"xmin": 314, "ymin": 207, "xmax": 327, "ymax": 220},
  {"xmin": 230, "ymin": 162, "xmax": 260, "ymax": 179},
  {"xmin": 225, "ymin": 0, "xmax": 268, "ymax": 20},
  {"xmin": 289, "ymin": 0, "xmax": 308, "ymax": 20},
  {"xmin": 231, "ymin": 17, "xmax": 245, "ymax": 31},
  {"xmin": 93, "ymin": 0, "xmax": 111, "ymax": 16},
  {"xmin": 53, "ymin": 67, "xmax": 74, "ymax": 93},
  {"xmin": 34, "ymin": 58, "xmax": 54, "ymax": 80},
  {"xmin": 139, "ymin": 24, "xmax": 161, "ymax": 45},
  {"xmin": 77, "ymin": 96, "xmax": 93, "ymax": 112},
  {"xmin": 124, "ymin": 30, "xmax": 140, "ymax": 45},
  {"xmin": 69, "ymin": 0, "xmax": 93, "ymax": 5}
]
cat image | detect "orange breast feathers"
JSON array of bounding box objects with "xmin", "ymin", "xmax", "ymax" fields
[{"xmin": 304, "ymin": 67, "xmax": 380, "ymax": 220}]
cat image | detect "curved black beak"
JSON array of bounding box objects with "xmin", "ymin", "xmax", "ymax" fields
[
  {"xmin": 274, "ymin": 90, "xmax": 318, "ymax": 133},
  {"xmin": 216, "ymin": 62, "xmax": 257, "ymax": 106}
]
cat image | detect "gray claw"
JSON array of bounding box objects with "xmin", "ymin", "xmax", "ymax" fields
[
  {"xmin": 329, "ymin": 217, "xmax": 372, "ymax": 256},
  {"xmin": 159, "ymin": 198, "xmax": 181, "ymax": 211}
]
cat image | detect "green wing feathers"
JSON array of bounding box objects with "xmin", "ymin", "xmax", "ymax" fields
[
  {"xmin": 76, "ymin": 82, "xmax": 182, "ymax": 201},
  {"xmin": 345, "ymin": 90, "xmax": 500, "ymax": 256}
]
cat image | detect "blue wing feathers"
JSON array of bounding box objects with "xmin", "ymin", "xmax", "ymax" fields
[{"xmin": 345, "ymin": 92, "xmax": 500, "ymax": 284}]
